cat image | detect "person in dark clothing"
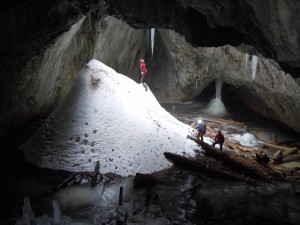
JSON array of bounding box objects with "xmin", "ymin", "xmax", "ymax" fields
[
  {"xmin": 213, "ymin": 130, "xmax": 225, "ymax": 151},
  {"xmin": 196, "ymin": 120, "xmax": 206, "ymax": 141}
]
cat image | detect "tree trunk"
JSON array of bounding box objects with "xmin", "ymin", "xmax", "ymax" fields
[
  {"xmin": 187, "ymin": 135, "xmax": 286, "ymax": 182},
  {"xmin": 258, "ymin": 141, "xmax": 298, "ymax": 152},
  {"xmin": 164, "ymin": 152, "xmax": 243, "ymax": 181}
]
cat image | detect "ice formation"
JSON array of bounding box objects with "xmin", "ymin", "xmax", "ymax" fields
[
  {"xmin": 245, "ymin": 53, "xmax": 249, "ymax": 70},
  {"xmin": 151, "ymin": 28, "xmax": 155, "ymax": 56},
  {"xmin": 21, "ymin": 60, "xmax": 197, "ymax": 176},
  {"xmin": 215, "ymin": 77, "xmax": 222, "ymax": 99},
  {"xmin": 240, "ymin": 133, "xmax": 259, "ymax": 147},
  {"xmin": 15, "ymin": 197, "xmax": 71, "ymax": 225},
  {"xmin": 204, "ymin": 77, "xmax": 228, "ymax": 116},
  {"xmin": 251, "ymin": 55, "xmax": 258, "ymax": 80}
]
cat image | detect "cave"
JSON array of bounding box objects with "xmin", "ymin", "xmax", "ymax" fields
[{"xmin": 1, "ymin": 1, "xmax": 300, "ymax": 225}]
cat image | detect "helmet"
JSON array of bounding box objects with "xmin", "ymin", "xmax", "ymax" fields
[
  {"xmin": 140, "ymin": 59, "xmax": 144, "ymax": 63},
  {"xmin": 218, "ymin": 130, "xmax": 221, "ymax": 134},
  {"xmin": 197, "ymin": 119, "xmax": 203, "ymax": 124}
]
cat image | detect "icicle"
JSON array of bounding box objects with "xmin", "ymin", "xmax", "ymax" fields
[
  {"xmin": 150, "ymin": 28, "xmax": 155, "ymax": 56},
  {"xmin": 80, "ymin": 35, "xmax": 84, "ymax": 53},
  {"xmin": 87, "ymin": 14, "xmax": 92, "ymax": 30},
  {"xmin": 73, "ymin": 35, "xmax": 77, "ymax": 52},
  {"xmin": 245, "ymin": 53, "xmax": 249, "ymax": 69},
  {"xmin": 251, "ymin": 55, "xmax": 258, "ymax": 80},
  {"xmin": 215, "ymin": 77, "xmax": 222, "ymax": 99},
  {"xmin": 52, "ymin": 200, "xmax": 62, "ymax": 224},
  {"xmin": 23, "ymin": 197, "xmax": 35, "ymax": 222}
]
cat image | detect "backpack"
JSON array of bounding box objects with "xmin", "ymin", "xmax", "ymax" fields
[{"xmin": 197, "ymin": 123, "xmax": 206, "ymax": 133}]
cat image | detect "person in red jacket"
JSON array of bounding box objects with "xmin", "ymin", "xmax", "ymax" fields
[
  {"xmin": 140, "ymin": 59, "xmax": 147, "ymax": 84},
  {"xmin": 213, "ymin": 130, "xmax": 225, "ymax": 151}
]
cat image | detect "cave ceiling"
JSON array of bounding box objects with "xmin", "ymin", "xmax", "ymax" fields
[{"xmin": 1, "ymin": 0, "xmax": 300, "ymax": 78}]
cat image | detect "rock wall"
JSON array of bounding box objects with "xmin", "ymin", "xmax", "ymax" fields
[
  {"xmin": 93, "ymin": 16, "xmax": 150, "ymax": 82},
  {"xmin": 0, "ymin": 15, "xmax": 149, "ymax": 146},
  {"xmin": 0, "ymin": 16, "xmax": 95, "ymax": 144},
  {"xmin": 150, "ymin": 29, "xmax": 300, "ymax": 133},
  {"xmin": 105, "ymin": 0, "xmax": 300, "ymax": 77},
  {"xmin": 0, "ymin": 13, "xmax": 299, "ymax": 148}
]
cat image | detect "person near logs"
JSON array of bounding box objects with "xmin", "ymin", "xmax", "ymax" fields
[
  {"xmin": 212, "ymin": 130, "xmax": 225, "ymax": 151},
  {"xmin": 196, "ymin": 120, "xmax": 206, "ymax": 141}
]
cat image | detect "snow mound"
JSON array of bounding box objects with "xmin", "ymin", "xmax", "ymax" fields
[{"xmin": 21, "ymin": 60, "xmax": 197, "ymax": 176}]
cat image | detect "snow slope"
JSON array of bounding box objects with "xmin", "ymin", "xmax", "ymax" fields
[{"xmin": 21, "ymin": 60, "xmax": 197, "ymax": 176}]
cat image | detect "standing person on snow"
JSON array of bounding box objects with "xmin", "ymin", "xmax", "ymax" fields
[
  {"xmin": 139, "ymin": 59, "xmax": 147, "ymax": 84},
  {"xmin": 196, "ymin": 120, "xmax": 206, "ymax": 141},
  {"xmin": 213, "ymin": 130, "xmax": 225, "ymax": 151}
]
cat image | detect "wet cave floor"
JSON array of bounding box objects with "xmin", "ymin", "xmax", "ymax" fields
[{"xmin": 1, "ymin": 101, "xmax": 300, "ymax": 225}]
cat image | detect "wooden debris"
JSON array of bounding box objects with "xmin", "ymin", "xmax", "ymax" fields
[
  {"xmin": 273, "ymin": 150, "xmax": 284, "ymax": 163},
  {"xmin": 164, "ymin": 152, "xmax": 243, "ymax": 181},
  {"xmin": 47, "ymin": 173, "xmax": 76, "ymax": 194},
  {"xmin": 258, "ymin": 141, "xmax": 298, "ymax": 152},
  {"xmin": 204, "ymin": 116, "xmax": 245, "ymax": 127},
  {"xmin": 91, "ymin": 161, "xmax": 100, "ymax": 187},
  {"xmin": 283, "ymin": 148, "xmax": 298, "ymax": 156},
  {"xmin": 273, "ymin": 149, "xmax": 299, "ymax": 164},
  {"xmin": 187, "ymin": 135, "xmax": 286, "ymax": 182},
  {"xmin": 282, "ymin": 154, "xmax": 300, "ymax": 163},
  {"xmin": 256, "ymin": 152, "xmax": 270, "ymax": 165},
  {"xmin": 225, "ymin": 141, "xmax": 255, "ymax": 152}
]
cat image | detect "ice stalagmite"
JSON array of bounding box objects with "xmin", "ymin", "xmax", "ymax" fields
[
  {"xmin": 21, "ymin": 60, "xmax": 197, "ymax": 177},
  {"xmin": 205, "ymin": 77, "xmax": 227, "ymax": 116},
  {"xmin": 15, "ymin": 197, "xmax": 71, "ymax": 225},
  {"xmin": 53, "ymin": 200, "xmax": 62, "ymax": 224}
]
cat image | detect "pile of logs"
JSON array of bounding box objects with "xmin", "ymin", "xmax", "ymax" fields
[{"xmin": 178, "ymin": 117, "xmax": 300, "ymax": 183}]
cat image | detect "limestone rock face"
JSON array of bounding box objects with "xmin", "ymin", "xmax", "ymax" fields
[
  {"xmin": 0, "ymin": 16, "xmax": 96, "ymax": 143},
  {"xmin": 150, "ymin": 29, "xmax": 300, "ymax": 133},
  {"xmin": 105, "ymin": 0, "xmax": 300, "ymax": 76},
  {"xmin": 1, "ymin": 0, "xmax": 300, "ymax": 76},
  {"xmin": 93, "ymin": 16, "xmax": 149, "ymax": 81},
  {"xmin": 0, "ymin": 16, "xmax": 149, "ymax": 145}
]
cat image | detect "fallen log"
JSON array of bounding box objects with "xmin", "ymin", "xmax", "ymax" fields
[
  {"xmin": 225, "ymin": 141, "xmax": 256, "ymax": 152},
  {"xmin": 204, "ymin": 116, "xmax": 245, "ymax": 127},
  {"xmin": 47, "ymin": 173, "xmax": 76, "ymax": 194},
  {"xmin": 282, "ymin": 148, "xmax": 298, "ymax": 156},
  {"xmin": 164, "ymin": 152, "xmax": 243, "ymax": 181},
  {"xmin": 282, "ymin": 154, "xmax": 300, "ymax": 163},
  {"xmin": 207, "ymin": 126, "xmax": 216, "ymax": 135},
  {"xmin": 285, "ymin": 176, "xmax": 300, "ymax": 182},
  {"xmin": 258, "ymin": 141, "xmax": 298, "ymax": 152},
  {"xmin": 187, "ymin": 135, "xmax": 286, "ymax": 182}
]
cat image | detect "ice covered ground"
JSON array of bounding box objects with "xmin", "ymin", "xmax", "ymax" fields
[{"xmin": 21, "ymin": 60, "xmax": 197, "ymax": 176}]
